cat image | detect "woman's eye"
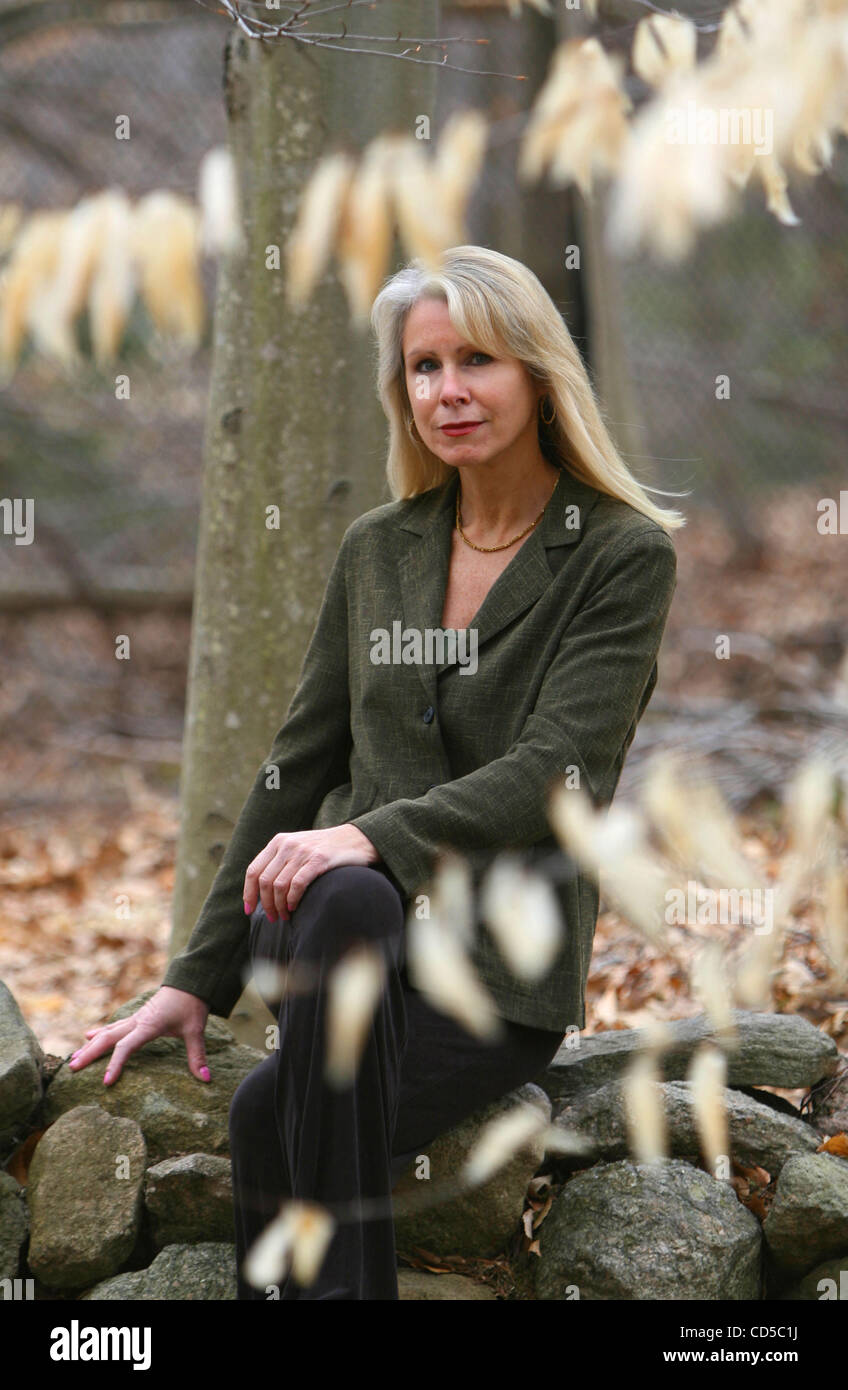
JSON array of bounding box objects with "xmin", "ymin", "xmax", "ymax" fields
[{"xmin": 414, "ymin": 352, "xmax": 490, "ymax": 371}]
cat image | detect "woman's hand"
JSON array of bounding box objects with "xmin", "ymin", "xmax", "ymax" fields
[
  {"xmin": 243, "ymin": 824, "xmax": 380, "ymax": 923},
  {"xmin": 67, "ymin": 986, "xmax": 211, "ymax": 1086}
]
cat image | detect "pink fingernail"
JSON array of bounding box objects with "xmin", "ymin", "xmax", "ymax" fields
[
  {"xmin": 244, "ymin": 900, "xmax": 251, "ymax": 914},
  {"xmin": 103, "ymin": 1071, "xmax": 111, "ymax": 1084},
  {"xmin": 200, "ymin": 1066, "xmax": 210, "ymax": 1081}
]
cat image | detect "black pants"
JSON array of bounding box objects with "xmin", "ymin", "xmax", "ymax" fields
[{"xmin": 228, "ymin": 863, "xmax": 563, "ymax": 1300}]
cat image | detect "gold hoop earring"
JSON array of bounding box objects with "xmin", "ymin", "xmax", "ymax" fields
[{"xmin": 539, "ymin": 396, "xmax": 556, "ymax": 426}]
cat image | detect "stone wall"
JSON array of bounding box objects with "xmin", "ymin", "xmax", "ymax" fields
[{"xmin": 1, "ymin": 982, "xmax": 846, "ymax": 1300}]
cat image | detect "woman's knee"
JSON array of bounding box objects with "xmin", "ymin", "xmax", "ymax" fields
[{"xmin": 291, "ymin": 864, "xmax": 405, "ymax": 960}]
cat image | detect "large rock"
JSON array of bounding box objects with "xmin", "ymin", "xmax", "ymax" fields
[
  {"xmin": 79, "ymin": 1268, "xmax": 145, "ymax": 1299},
  {"xmin": 398, "ymin": 1270, "xmax": 498, "ymax": 1300},
  {"xmin": 552, "ymin": 1079, "xmax": 820, "ymax": 1176},
  {"xmin": 43, "ymin": 993, "xmax": 266, "ymax": 1164},
  {"xmin": 144, "ymin": 1154, "xmax": 234, "ymax": 1250},
  {"xmin": 392, "ymin": 1084, "xmax": 550, "ymax": 1260},
  {"xmin": 540, "ymin": 1012, "xmax": 839, "ymax": 1109},
  {"xmin": 763, "ymin": 1153, "xmax": 848, "ymax": 1278},
  {"xmin": 27, "ymin": 1104, "xmax": 146, "ymax": 1290},
  {"xmin": 536, "ymin": 1158, "xmax": 762, "ymax": 1300},
  {"xmin": 0, "ymin": 1170, "xmax": 29, "ymax": 1281},
  {"xmin": 0, "ymin": 981, "xmax": 44, "ymax": 1156},
  {"xmin": 81, "ymin": 1242, "xmax": 237, "ymax": 1300}
]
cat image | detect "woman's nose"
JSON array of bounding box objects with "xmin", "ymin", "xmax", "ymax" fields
[{"xmin": 439, "ymin": 373, "xmax": 470, "ymax": 401}]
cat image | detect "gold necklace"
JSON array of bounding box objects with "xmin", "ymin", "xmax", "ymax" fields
[{"xmin": 455, "ymin": 469, "xmax": 561, "ymax": 553}]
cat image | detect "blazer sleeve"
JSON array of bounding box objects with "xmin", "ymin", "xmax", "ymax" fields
[
  {"xmin": 161, "ymin": 526, "xmax": 354, "ymax": 1016},
  {"xmin": 349, "ymin": 528, "xmax": 677, "ymax": 899}
]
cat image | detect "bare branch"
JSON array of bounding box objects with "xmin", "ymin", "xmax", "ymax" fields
[
  {"xmin": 199, "ymin": 0, "xmax": 520, "ymax": 77},
  {"xmin": 289, "ymin": 35, "xmax": 515, "ymax": 78}
]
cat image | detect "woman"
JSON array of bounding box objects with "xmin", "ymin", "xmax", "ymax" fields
[{"xmin": 69, "ymin": 245, "xmax": 685, "ymax": 1300}]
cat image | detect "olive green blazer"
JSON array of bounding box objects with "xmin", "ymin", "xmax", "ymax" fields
[{"xmin": 163, "ymin": 466, "xmax": 677, "ymax": 1032}]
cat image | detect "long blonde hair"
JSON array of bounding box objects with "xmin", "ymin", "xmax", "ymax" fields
[{"xmin": 370, "ymin": 245, "xmax": 687, "ymax": 532}]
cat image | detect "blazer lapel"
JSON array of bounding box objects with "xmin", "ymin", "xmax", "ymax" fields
[
  {"xmin": 397, "ymin": 465, "xmax": 601, "ymax": 702},
  {"xmin": 396, "ymin": 479, "xmax": 454, "ymax": 706}
]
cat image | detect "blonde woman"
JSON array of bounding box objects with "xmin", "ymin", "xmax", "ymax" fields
[{"xmin": 71, "ymin": 246, "xmax": 684, "ymax": 1300}]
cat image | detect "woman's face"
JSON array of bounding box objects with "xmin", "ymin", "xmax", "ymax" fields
[{"xmin": 401, "ymin": 297, "xmax": 545, "ymax": 472}]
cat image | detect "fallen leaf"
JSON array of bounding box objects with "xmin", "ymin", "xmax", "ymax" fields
[{"xmin": 817, "ymin": 1132, "xmax": 848, "ymax": 1157}]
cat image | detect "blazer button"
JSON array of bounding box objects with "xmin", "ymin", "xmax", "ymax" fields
[{"xmin": 422, "ymin": 705, "xmax": 435, "ymax": 724}]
